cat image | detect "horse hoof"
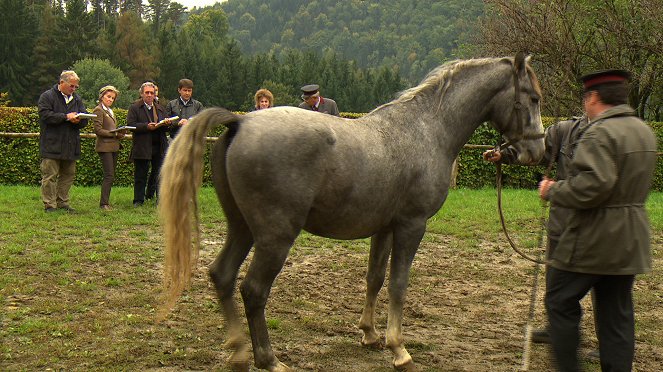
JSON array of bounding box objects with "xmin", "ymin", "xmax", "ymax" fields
[
  {"xmin": 394, "ymin": 360, "xmax": 417, "ymax": 372},
  {"xmin": 229, "ymin": 361, "xmax": 249, "ymax": 372},
  {"xmin": 361, "ymin": 339, "xmax": 384, "ymax": 350},
  {"xmin": 228, "ymin": 347, "xmax": 251, "ymax": 372},
  {"xmin": 270, "ymin": 361, "xmax": 292, "ymax": 372}
]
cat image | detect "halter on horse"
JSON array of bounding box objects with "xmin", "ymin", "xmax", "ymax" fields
[{"xmin": 159, "ymin": 53, "xmax": 545, "ymax": 371}]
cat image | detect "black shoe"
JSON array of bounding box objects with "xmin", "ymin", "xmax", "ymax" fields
[
  {"xmin": 58, "ymin": 205, "xmax": 76, "ymax": 213},
  {"xmin": 586, "ymin": 349, "xmax": 600, "ymax": 361},
  {"xmin": 133, "ymin": 202, "xmax": 143, "ymax": 207},
  {"xmin": 531, "ymin": 328, "xmax": 551, "ymax": 344},
  {"xmin": 45, "ymin": 207, "xmax": 58, "ymax": 213}
]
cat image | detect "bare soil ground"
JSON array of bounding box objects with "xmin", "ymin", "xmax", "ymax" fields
[
  {"xmin": 155, "ymin": 230, "xmax": 663, "ymax": 371},
  {"xmin": 2, "ymin": 202, "xmax": 661, "ymax": 371}
]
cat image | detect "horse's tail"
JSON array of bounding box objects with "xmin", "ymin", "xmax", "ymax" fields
[{"xmin": 157, "ymin": 107, "xmax": 239, "ymax": 321}]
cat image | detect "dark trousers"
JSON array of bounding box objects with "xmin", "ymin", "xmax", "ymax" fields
[
  {"xmin": 545, "ymin": 267, "xmax": 635, "ymax": 372},
  {"xmin": 98, "ymin": 152, "xmax": 118, "ymax": 206},
  {"xmin": 133, "ymin": 153, "xmax": 164, "ymax": 204}
]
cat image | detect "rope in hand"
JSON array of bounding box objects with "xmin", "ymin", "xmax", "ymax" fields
[{"xmin": 493, "ymin": 141, "xmax": 557, "ymax": 371}]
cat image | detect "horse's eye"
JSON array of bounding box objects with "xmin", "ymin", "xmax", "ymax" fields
[{"xmin": 531, "ymin": 97, "xmax": 540, "ymax": 104}]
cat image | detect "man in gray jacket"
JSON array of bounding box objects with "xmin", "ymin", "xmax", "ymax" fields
[
  {"xmin": 165, "ymin": 78, "xmax": 203, "ymax": 139},
  {"xmin": 539, "ymin": 70, "xmax": 657, "ymax": 371}
]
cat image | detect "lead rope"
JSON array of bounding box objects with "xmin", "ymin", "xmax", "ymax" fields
[
  {"xmin": 520, "ymin": 197, "xmax": 547, "ymax": 371},
  {"xmin": 495, "ymin": 142, "xmax": 557, "ymax": 371}
]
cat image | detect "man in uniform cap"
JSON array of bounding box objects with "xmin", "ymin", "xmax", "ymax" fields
[
  {"xmin": 298, "ymin": 84, "xmax": 340, "ymax": 116},
  {"xmin": 538, "ymin": 69, "xmax": 656, "ymax": 371}
]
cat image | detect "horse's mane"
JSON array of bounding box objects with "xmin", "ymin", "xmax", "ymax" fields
[{"xmin": 370, "ymin": 57, "xmax": 540, "ymax": 114}]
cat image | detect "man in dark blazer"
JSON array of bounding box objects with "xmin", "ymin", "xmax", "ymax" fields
[
  {"xmin": 38, "ymin": 70, "xmax": 89, "ymax": 213},
  {"xmin": 298, "ymin": 84, "xmax": 340, "ymax": 116},
  {"xmin": 126, "ymin": 81, "xmax": 173, "ymax": 206}
]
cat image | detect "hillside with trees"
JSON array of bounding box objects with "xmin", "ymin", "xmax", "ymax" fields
[
  {"xmin": 1, "ymin": 0, "xmax": 661, "ymax": 119},
  {"xmin": 0, "ymin": 0, "xmax": 406, "ymax": 112},
  {"xmin": 220, "ymin": 0, "xmax": 484, "ymax": 82}
]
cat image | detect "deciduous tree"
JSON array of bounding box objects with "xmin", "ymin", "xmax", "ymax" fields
[{"xmin": 479, "ymin": 0, "xmax": 663, "ymax": 119}]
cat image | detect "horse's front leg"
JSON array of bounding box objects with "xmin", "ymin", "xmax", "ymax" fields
[
  {"xmin": 386, "ymin": 220, "xmax": 426, "ymax": 371},
  {"xmin": 240, "ymin": 237, "xmax": 295, "ymax": 372},
  {"xmin": 359, "ymin": 229, "xmax": 393, "ymax": 348}
]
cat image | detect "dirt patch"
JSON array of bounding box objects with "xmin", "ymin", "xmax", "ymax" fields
[
  {"xmin": 3, "ymin": 224, "xmax": 661, "ymax": 371},
  {"xmin": 162, "ymin": 230, "xmax": 662, "ymax": 371}
]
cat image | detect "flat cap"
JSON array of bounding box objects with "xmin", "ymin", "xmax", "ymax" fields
[
  {"xmin": 580, "ymin": 69, "xmax": 630, "ymax": 90},
  {"xmin": 300, "ymin": 84, "xmax": 320, "ymax": 97}
]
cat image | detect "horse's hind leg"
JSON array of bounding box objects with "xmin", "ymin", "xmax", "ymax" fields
[
  {"xmin": 386, "ymin": 220, "xmax": 426, "ymax": 371},
  {"xmin": 209, "ymin": 221, "xmax": 254, "ymax": 370},
  {"xmin": 209, "ymin": 135, "xmax": 256, "ymax": 370},
  {"xmin": 359, "ymin": 229, "xmax": 393, "ymax": 348},
  {"xmin": 240, "ymin": 236, "xmax": 296, "ymax": 372}
]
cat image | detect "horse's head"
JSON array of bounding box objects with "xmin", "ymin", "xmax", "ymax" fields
[{"xmin": 491, "ymin": 53, "xmax": 545, "ymax": 165}]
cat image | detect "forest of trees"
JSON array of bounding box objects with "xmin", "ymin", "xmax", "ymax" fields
[
  {"xmin": 221, "ymin": 0, "xmax": 484, "ymax": 82},
  {"xmin": 1, "ymin": 0, "xmax": 662, "ymax": 119},
  {"xmin": 0, "ymin": 0, "xmax": 405, "ymax": 112}
]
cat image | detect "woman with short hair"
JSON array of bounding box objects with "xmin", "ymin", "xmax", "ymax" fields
[{"xmin": 93, "ymin": 85, "xmax": 124, "ymax": 211}]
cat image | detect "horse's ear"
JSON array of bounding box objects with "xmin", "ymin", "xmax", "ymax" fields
[{"xmin": 514, "ymin": 52, "xmax": 527, "ymax": 72}]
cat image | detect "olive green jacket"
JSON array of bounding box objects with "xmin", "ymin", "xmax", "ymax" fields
[
  {"xmin": 545, "ymin": 105, "xmax": 657, "ymax": 275},
  {"xmin": 500, "ymin": 116, "xmax": 589, "ymax": 243}
]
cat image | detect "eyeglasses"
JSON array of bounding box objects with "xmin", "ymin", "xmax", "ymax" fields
[{"xmin": 69, "ymin": 84, "xmax": 79, "ymax": 89}]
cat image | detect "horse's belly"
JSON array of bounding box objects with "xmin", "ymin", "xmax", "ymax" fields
[{"xmin": 302, "ymin": 208, "xmax": 390, "ymax": 240}]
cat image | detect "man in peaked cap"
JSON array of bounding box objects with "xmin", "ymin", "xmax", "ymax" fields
[
  {"xmin": 538, "ymin": 69, "xmax": 657, "ymax": 371},
  {"xmin": 298, "ymin": 84, "xmax": 340, "ymax": 116}
]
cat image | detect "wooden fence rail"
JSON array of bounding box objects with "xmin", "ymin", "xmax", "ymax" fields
[{"xmin": 2, "ymin": 133, "xmax": 660, "ymax": 154}]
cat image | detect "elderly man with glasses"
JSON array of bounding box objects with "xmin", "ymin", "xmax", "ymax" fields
[
  {"xmin": 37, "ymin": 70, "xmax": 89, "ymax": 213},
  {"xmin": 126, "ymin": 81, "xmax": 175, "ymax": 207}
]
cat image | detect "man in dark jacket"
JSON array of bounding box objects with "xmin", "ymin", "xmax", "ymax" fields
[
  {"xmin": 298, "ymin": 84, "xmax": 340, "ymax": 116},
  {"xmin": 539, "ymin": 70, "xmax": 657, "ymax": 371},
  {"xmin": 165, "ymin": 78, "xmax": 203, "ymax": 139},
  {"xmin": 127, "ymin": 81, "xmax": 173, "ymax": 206},
  {"xmin": 38, "ymin": 70, "xmax": 89, "ymax": 213}
]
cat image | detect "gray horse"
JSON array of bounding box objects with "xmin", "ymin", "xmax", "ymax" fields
[{"xmin": 159, "ymin": 54, "xmax": 545, "ymax": 371}]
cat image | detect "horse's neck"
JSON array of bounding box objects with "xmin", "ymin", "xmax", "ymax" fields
[
  {"xmin": 366, "ymin": 62, "xmax": 507, "ymax": 158},
  {"xmin": 404, "ymin": 96, "xmax": 490, "ymax": 158}
]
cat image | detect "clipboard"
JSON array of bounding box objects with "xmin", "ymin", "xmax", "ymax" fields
[
  {"xmin": 155, "ymin": 116, "xmax": 179, "ymax": 127},
  {"xmin": 75, "ymin": 113, "xmax": 97, "ymax": 119},
  {"xmin": 110, "ymin": 126, "xmax": 136, "ymax": 133}
]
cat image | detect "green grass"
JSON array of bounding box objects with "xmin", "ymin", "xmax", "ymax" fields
[{"xmin": 0, "ymin": 185, "xmax": 660, "ymax": 371}]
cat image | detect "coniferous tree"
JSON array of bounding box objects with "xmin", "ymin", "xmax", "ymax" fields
[
  {"xmin": 114, "ymin": 11, "xmax": 159, "ymax": 87},
  {"xmin": 155, "ymin": 20, "xmax": 183, "ymax": 101},
  {"xmin": 55, "ymin": 0, "xmax": 99, "ymax": 69},
  {"xmin": 30, "ymin": 3, "xmax": 61, "ymax": 100},
  {"xmin": 146, "ymin": 0, "xmax": 170, "ymax": 34},
  {"xmin": 0, "ymin": 0, "xmax": 39, "ymax": 105}
]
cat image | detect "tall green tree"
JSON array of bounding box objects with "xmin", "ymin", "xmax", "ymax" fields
[
  {"xmin": 55, "ymin": 0, "xmax": 99, "ymax": 69},
  {"xmin": 177, "ymin": 8, "xmax": 231, "ymax": 106},
  {"xmin": 0, "ymin": 0, "xmax": 38, "ymax": 105},
  {"xmin": 30, "ymin": 3, "xmax": 62, "ymax": 101},
  {"xmin": 155, "ymin": 20, "xmax": 183, "ymax": 101},
  {"xmin": 146, "ymin": 0, "xmax": 170, "ymax": 33}
]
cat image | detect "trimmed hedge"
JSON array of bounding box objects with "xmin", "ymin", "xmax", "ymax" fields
[{"xmin": 0, "ymin": 107, "xmax": 661, "ymax": 190}]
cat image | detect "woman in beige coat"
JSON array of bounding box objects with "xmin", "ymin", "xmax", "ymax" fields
[{"xmin": 93, "ymin": 85, "xmax": 125, "ymax": 210}]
